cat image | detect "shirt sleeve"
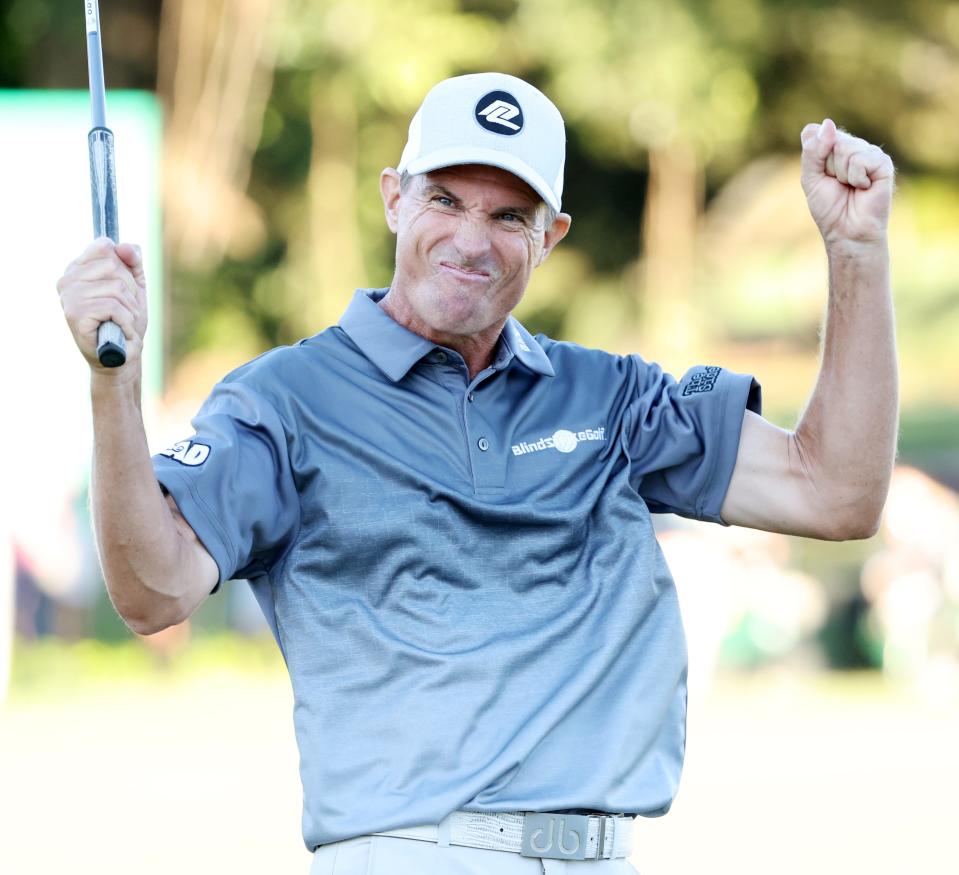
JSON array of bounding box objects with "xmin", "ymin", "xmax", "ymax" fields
[
  {"xmin": 152, "ymin": 379, "xmax": 300, "ymax": 586},
  {"xmin": 624, "ymin": 359, "xmax": 762, "ymax": 524}
]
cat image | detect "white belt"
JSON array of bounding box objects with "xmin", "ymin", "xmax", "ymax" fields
[{"xmin": 372, "ymin": 810, "xmax": 633, "ymax": 861}]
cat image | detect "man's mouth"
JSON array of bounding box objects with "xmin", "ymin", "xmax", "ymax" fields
[{"xmin": 437, "ymin": 261, "xmax": 491, "ymax": 282}]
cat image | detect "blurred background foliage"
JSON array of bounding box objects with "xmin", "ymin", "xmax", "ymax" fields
[
  {"xmin": 4, "ymin": 1, "xmax": 958, "ymax": 419},
  {"xmin": 2, "ymin": 0, "xmax": 958, "ymax": 690}
]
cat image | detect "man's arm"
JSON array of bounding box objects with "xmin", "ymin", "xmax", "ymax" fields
[
  {"xmin": 58, "ymin": 238, "xmax": 218, "ymax": 634},
  {"xmin": 720, "ymin": 120, "xmax": 898, "ymax": 540}
]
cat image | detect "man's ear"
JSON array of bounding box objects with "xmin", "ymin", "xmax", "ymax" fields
[
  {"xmin": 536, "ymin": 212, "xmax": 572, "ymax": 266},
  {"xmin": 380, "ymin": 168, "xmax": 402, "ymax": 233}
]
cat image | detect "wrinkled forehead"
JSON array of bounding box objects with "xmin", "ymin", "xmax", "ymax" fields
[{"xmin": 413, "ymin": 164, "xmax": 543, "ymax": 208}]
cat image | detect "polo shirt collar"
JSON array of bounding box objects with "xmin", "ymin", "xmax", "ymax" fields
[
  {"xmin": 338, "ymin": 288, "xmax": 554, "ymax": 381},
  {"xmin": 501, "ymin": 315, "xmax": 555, "ymax": 377},
  {"xmin": 339, "ymin": 289, "xmax": 433, "ymax": 382}
]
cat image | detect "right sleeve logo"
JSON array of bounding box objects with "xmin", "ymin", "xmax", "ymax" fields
[{"xmin": 159, "ymin": 439, "xmax": 211, "ymax": 467}]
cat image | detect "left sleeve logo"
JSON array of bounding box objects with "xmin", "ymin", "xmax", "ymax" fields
[
  {"xmin": 682, "ymin": 366, "xmax": 721, "ymax": 396},
  {"xmin": 159, "ymin": 439, "xmax": 211, "ymax": 467}
]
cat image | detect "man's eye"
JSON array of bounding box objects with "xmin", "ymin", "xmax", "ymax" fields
[
  {"xmin": 434, "ymin": 196, "xmax": 455, "ymax": 207},
  {"xmin": 498, "ymin": 213, "xmax": 522, "ymax": 223}
]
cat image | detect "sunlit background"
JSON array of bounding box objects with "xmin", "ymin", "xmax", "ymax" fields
[{"xmin": 1, "ymin": 2, "xmax": 958, "ymax": 873}]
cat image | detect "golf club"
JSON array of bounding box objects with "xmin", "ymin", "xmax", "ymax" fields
[{"xmin": 85, "ymin": 0, "xmax": 126, "ymax": 368}]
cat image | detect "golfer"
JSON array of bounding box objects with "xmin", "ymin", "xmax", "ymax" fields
[{"xmin": 56, "ymin": 72, "xmax": 897, "ymax": 874}]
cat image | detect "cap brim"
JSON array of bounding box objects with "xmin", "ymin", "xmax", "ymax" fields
[{"xmin": 401, "ymin": 147, "xmax": 561, "ymax": 213}]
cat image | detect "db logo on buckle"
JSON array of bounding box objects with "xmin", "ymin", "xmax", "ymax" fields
[{"xmin": 520, "ymin": 813, "xmax": 589, "ymax": 860}]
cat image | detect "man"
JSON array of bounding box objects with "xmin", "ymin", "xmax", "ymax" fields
[{"xmin": 57, "ymin": 72, "xmax": 897, "ymax": 873}]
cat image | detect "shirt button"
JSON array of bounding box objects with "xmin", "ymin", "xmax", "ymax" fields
[
  {"xmin": 467, "ymin": 392, "xmax": 475, "ymax": 403},
  {"xmin": 477, "ymin": 437, "xmax": 490, "ymax": 452},
  {"xmin": 433, "ymin": 351, "xmax": 447, "ymax": 364}
]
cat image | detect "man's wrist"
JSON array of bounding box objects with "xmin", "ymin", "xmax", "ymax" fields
[
  {"xmin": 90, "ymin": 366, "xmax": 142, "ymax": 405},
  {"xmin": 824, "ymin": 236, "xmax": 890, "ymax": 262}
]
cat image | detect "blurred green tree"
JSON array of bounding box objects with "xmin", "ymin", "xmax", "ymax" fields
[
  {"xmin": 515, "ymin": 0, "xmax": 767, "ymax": 361},
  {"xmin": 5, "ymin": 0, "xmax": 956, "ymax": 407}
]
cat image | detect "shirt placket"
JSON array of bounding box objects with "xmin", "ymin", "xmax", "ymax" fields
[{"xmin": 428, "ymin": 348, "xmax": 510, "ymax": 494}]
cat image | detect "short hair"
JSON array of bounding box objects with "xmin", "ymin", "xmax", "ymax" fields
[{"xmin": 399, "ymin": 170, "xmax": 558, "ymax": 229}]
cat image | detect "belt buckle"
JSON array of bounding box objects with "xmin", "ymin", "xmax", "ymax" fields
[{"xmin": 520, "ymin": 813, "xmax": 591, "ymax": 861}]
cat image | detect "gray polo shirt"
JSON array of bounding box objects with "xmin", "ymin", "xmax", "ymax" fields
[{"xmin": 154, "ymin": 288, "xmax": 761, "ymax": 851}]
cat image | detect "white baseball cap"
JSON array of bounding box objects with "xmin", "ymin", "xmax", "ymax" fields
[{"xmin": 397, "ymin": 72, "xmax": 566, "ymax": 213}]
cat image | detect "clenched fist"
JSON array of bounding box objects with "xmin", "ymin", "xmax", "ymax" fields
[
  {"xmin": 57, "ymin": 237, "xmax": 147, "ymax": 375},
  {"xmin": 800, "ymin": 119, "xmax": 895, "ymax": 252}
]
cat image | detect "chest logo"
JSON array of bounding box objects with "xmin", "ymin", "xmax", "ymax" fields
[{"xmin": 511, "ymin": 427, "xmax": 606, "ymax": 457}]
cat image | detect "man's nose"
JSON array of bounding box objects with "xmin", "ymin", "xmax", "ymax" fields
[{"xmin": 451, "ymin": 214, "xmax": 492, "ymax": 260}]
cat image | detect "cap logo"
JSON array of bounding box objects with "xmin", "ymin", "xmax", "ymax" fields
[{"xmin": 475, "ymin": 91, "xmax": 523, "ymax": 135}]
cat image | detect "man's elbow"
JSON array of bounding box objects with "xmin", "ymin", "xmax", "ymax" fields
[
  {"xmin": 100, "ymin": 540, "xmax": 215, "ymax": 636},
  {"xmin": 124, "ymin": 612, "xmax": 182, "ymax": 637},
  {"xmin": 110, "ymin": 585, "xmax": 192, "ymax": 637},
  {"xmin": 829, "ymin": 514, "xmax": 882, "ymax": 542},
  {"xmin": 820, "ymin": 491, "xmax": 886, "ymax": 541}
]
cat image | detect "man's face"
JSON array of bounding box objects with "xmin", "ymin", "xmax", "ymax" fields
[{"xmin": 379, "ymin": 164, "xmax": 570, "ymax": 340}]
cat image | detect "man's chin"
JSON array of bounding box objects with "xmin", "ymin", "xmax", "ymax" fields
[
  {"xmin": 428, "ymin": 314, "xmax": 488, "ymax": 338},
  {"xmin": 432, "ymin": 271, "xmax": 494, "ymax": 299},
  {"xmin": 423, "ymin": 288, "xmax": 489, "ymax": 328},
  {"xmin": 421, "ymin": 303, "xmax": 498, "ymax": 339}
]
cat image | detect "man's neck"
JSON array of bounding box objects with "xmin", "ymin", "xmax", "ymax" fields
[{"xmin": 378, "ymin": 292, "xmax": 506, "ymax": 380}]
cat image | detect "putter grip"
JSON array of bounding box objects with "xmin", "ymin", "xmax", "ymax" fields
[{"xmin": 88, "ymin": 127, "xmax": 127, "ymax": 368}]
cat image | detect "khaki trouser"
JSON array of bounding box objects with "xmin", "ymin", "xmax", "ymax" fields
[{"xmin": 310, "ymin": 833, "xmax": 640, "ymax": 874}]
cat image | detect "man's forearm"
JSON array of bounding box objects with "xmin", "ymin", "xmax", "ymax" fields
[
  {"xmin": 90, "ymin": 372, "xmax": 197, "ymax": 633},
  {"xmin": 794, "ymin": 241, "xmax": 898, "ymax": 535}
]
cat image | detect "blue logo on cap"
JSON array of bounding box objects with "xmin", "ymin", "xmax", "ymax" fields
[{"xmin": 475, "ymin": 91, "xmax": 524, "ymax": 136}]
